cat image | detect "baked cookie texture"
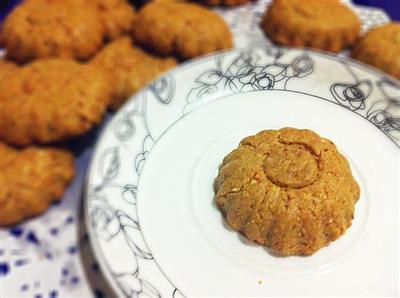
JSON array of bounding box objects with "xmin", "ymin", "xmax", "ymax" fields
[
  {"xmin": 351, "ymin": 22, "xmax": 400, "ymax": 79},
  {"xmin": 2, "ymin": 0, "xmax": 105, "ymax": 62},
  {"xmin": 0, "ymin": 142, "xmax": 75, "ymax": 226},
  {"xmin": 197, "ymin": 0, "xmax": 250, "ymax": 6},
  {"xmin": 133, "ymin": 2, "xmax": 233, "ymax": 59},
  {"xmin": 0, "ymin": 59, "xmax": 112, "ymax": 145},
  {"xmin": 261, "ymin": 0, "xmax": 361, "ymax": 53},
  {"xmin": 0, "ymin": 59, "xmax": 18, "ymax": 74},
  {"xmin": 215, "ymin": 128, "xmax": 360, "ymax": 256},
  {"xmin": 92, "ymin": 37, "xmax": 177, "ymax": 108},
  {"xmin": 150, "ymin": 0, "xmax": 187, "ymax": 2},
  {"xmin": 92, "ymin": 0, "xmax": 136, "ymax": 40}
]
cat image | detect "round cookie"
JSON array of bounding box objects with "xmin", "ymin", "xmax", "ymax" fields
[
  {"xmin": 215, "ymin": 127, "xmax": 360, "ymax": 256},
  {"xmin": 0, "ymin": 142, "xmax": 75, "ymax": 226},
  {"xmin": 92, "ymin": 37, "xmax": 178, "ymax": 109},
  {"xmin": 196, "ymin": 0, "xmax": 251, "ymax": 6},
  {"xmin": 2, "ymin": 0, "xmax": 104, "ymax": 62},
  {"xmin": 92, "ymin": 0, "xmax": 136, "ymax": 40},
  {"xmin": 133, "ymin": 2, "xmax": 233, "ymax": 59},
  {"xmin": 351, "ymin": 22, "xmax": 400, "ymax": 79},
  {"xmin": 261, "ymin": 0, "xmax": 361, "ymax": 53},
  {"xmin": 0, "ymin": 58, "xmax": 112, "ymax": 145}
]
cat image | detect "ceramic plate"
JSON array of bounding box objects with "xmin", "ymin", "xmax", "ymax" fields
[{"xmin": 85, "ymin": 47, "xmax": 399, "ymax": 297}]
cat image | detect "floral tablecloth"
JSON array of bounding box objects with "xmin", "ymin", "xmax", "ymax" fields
[{"xmin": 0, "ymin": 1, "xmax": 390, "ymax": 297}]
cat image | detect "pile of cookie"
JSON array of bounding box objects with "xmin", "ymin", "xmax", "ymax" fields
[
  {"xmin": 0, "ymin": 0, "xmax": 398, "ymax": 226},
  {"xmin": 0, "ymin": 0, "xmax": 235, "ymax": 226},
  {"xmin": 261, "ymin": 0, "xmax": 400, "ymax": 79}
]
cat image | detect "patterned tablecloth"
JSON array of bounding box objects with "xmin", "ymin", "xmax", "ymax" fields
[{"xmin": 0, "ymin": 1, "xmax": 390, "ymax": 297}]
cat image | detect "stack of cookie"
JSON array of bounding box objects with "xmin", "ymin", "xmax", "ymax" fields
[
  {"xmin": 260, "ymin": 0, "xmax": 400, "ymax": 79},
  {"xmin": 0, "ymin": 0, "xmax": 235, "ymax": 226}
]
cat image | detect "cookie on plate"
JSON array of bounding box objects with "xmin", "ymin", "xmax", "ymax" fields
[
  {"xmin": 0, "ymin": 58, "xmax": 112, "ymax": 145},
  {"xmin": 0, "ymin": 142, "xmax": 75, "ymax": 226},
  {"xmin": 133, "ymin": 2, "xmax": 233, "ymax": 59},
  {"xmin": 215, "ymin": 127, "xmax": 360, "ymax": 256},
  {"xmin": 2, "ymin": 0, "xmax": 104, "ymax": 62},
  {"xmin": 92, "ymin": 0, "xmax": 136, "ymax": 40},
  {"xmin": 351, "ymin": 22, "xmax": 400, "ymax": 79},
  {"xmin": 196, "ymin": 0, "xmax": 251, "ymax": 6},
  {"xmin": 92, "ymin": 37, "xmax": 177, "ymax": 109},
  {"xmin": 261, "ymin": 0, "xmax": 361, "ymax": 53}
]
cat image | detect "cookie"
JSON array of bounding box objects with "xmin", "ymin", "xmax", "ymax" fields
[
  {"xmin": 92, "ymin": 37, "xmax": 177, "ymax": 109},
  {"xmin": 351, "ymin": 22, "xmax": 400, "ymax": 79},
  {"xmin": 196, "ymin": 0, "xmax": 250, "ymax": 6},
  {"xmin": 215, "ymin": 127, "xmax": 360, "ymax": 256},
  {"xmin": 0, "ymin": 142, "xmax": 75, "ymax": 226},
  {"xmin": 261, "ymin": 0, "xmax": 361, "ymax": 53},
  {"xmin": 2, "ymin": 0, "xmax": 104, "ymax": 62},
  {"xmin": 133, "ymin": 2, "xmax": 233, "ymax": 59},
  {"xmin": 92, "ymin": 0, "xmax": 136, "ymax": 40},
  {"xmin": 150, "ymin": 0, "xmax": 186, "ymax": 2},
  {"xmin": 0, "ymin": 58, "xmax": 112, "ymax": 145},
  {"xmin": 0, "ymin": 59, "xmax": 18, "ymax": 74}
]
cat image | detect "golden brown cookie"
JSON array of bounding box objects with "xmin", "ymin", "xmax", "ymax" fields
[
  {"xmin": 92, "ymin": 37, "xmax": 177, "ymax": 109},
  {"xmin": 261, "ymin": 0, "xmax": 361, "ymax": 53},
  {"xmin": 92, "ymin": 0, "xmax": 136, "ymax": 40},
  {"xmin": 133, "ymin": 2, "xmax": 233, "ymax": 59},
  {"xmin": 0, "ymin": 59, "xmax": 18, "ymax": 75},
  {"xmin": 151, "ymin": 0, "xmax": 186, "ymax": 2},
  {"xmin": 351, "ymin": 22, "xmax": 400, "ymax": 79},
  {"xmin": 0, "ymin": 142, "xmax": 75, "ymax": 226},
  {"xmin": 0, "ymin": 58, "xmax": 112, "ymax": 145},
  {"xmin": 196, "ymin": 0, "xmax": 250, "ymax": 6},
  {"xmin": 215, "ymin": 127, "xmax": 360, "ymax": 256},
  {"xmin": 2, "ymin": 0, "xmax": 104, "ymax": 62}
]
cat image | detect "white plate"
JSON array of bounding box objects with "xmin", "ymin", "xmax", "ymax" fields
[{"xmin": 85, "ymin": 47, "xmax": 399, "ymax": 297}]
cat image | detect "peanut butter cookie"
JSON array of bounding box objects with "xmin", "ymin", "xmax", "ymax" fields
[
  {"xmin": 215, "ymin": 128, "xmax": 360, "ymax": 256},
  {"xmin": 92, "ymin": 37, "xmax": 177, "ymax": 108},
  {"xmin": 0, "ymin": 58, "xmax": 112, "ymax": 145},
  {"xmin": 2, "ymin": 0, "xmax": 104, "ymax": 62},
  {"xmin": 0, "ymin": 142, "xmax": 75, "ymax": 226},
  {"xmin": 133, "ymin": 2, "xmax": 233, "ymax": 59},
  {"xmin": 197, "ymin": 0, "xmax": 251, "ymax": 6},
  {"xmin": 92, "ymin": 0, "xmax": 136, "ymax": 40},
  {"xmin": 351, "ymin": 22, "xmax": 400, "ymax": 79},
  {"xmin": 0, "ymin": 59, "xmax": 18, "ymax": 75},
  {"xmin": 261, "ymin": 0, "xmax": 361, "ymax": 53}
]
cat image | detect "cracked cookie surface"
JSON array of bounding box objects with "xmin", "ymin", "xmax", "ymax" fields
[
  {"xmin": 92, "ymin": 37, "xmax": 177, "ymax": 109},
  {"xmin": 2, "ymin": 0, "xmax": 105, "ymax": 62},
  {"xmin": 0, "ymin": 142, "xmax": 75, "ymax": 226},
  {"xmin": 0, "ymin": 59, "xmax": 18, "ymax": 75},
  {"xmin": 92, "ymin": 0, "xmax": 136, "ymax": 40},
  {"xmin": 351, "ymin": 22, "xmax": 400, "ymax": 79},
  {"xmin": 196, "ymin": 0, "xmax": 251, "ymax": 6},
  {"xmin": 215, "ymin": 127, "xmax": 360, "ymax": 256},
  {"xmin": 0, "ymin": 58, "xmax": 112, "ymax": 145},
  {"xmin": 261, "ymin": 0, "xmax": 361, "ymax": 53},
  {"xmin": 132, "ymin": 2, "xmax": 233, "ymax": 59}
]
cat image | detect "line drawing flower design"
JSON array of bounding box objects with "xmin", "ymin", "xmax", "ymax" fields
[{"xmin": 184, "ymin": 48, "xmax": 314, "ymax": 114}]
